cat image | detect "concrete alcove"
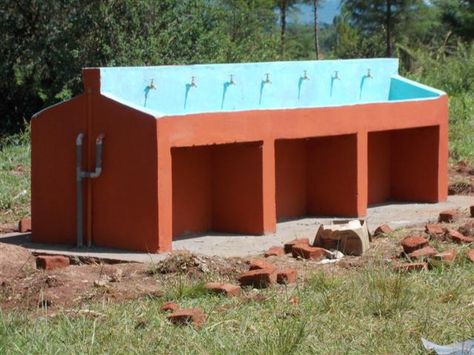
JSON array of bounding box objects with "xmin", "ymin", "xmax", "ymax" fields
[
  {"xmin": 172, "ymin": 142, "xmax": 264, "ymax": 238},
  {"xmin": 275, "ymin": 134, "xmax": 358, "ymax": 221},
  {"xmin": 368, "ymin": 126, "xmax": 441, "ymax": 205}
]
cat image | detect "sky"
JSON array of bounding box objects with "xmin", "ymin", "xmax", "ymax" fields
[{"xmin": 292, "ymin": 0, "xmax": 342, "ymax": 25}]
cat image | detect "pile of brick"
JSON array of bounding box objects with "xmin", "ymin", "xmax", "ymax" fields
[{"xmin": 394, "ymin": 208, "xmax": 474, "ymax": 271}]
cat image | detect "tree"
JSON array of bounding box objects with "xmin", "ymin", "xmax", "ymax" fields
[
  {"xmin": 436, "ymin": 0, "xmax": 474, "ymax": 42},
  {"xmin": 312, "ymin": 0, "xmax": 325, "ymax": 59},
  {"xmin": 342, "ymin": 0, "xmax": 430, "ymax": 57},
  {"xmin": 274, "ymin": 0, "xmax": 301, "ymax": 54}
]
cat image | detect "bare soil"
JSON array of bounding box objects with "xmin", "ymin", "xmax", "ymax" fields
[{"xmin": 1, "ymin": 213, "xmax": 472, "ymax": 314}]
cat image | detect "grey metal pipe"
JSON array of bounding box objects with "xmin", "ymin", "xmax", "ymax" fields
[
  {"xmin": 75, "ymin": 133, "xmax": 105, "ymax": 248},
  {"xmin": 76, "ymin": 133, "xmax": 85, "ymax": 247}
]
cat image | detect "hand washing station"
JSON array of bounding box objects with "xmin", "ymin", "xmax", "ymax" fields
[{"xmin": 31, "ymin": 58, "xmax": 448, "ymax": 252}]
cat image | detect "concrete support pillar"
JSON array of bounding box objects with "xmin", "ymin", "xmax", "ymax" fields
[
  {"xmin": 157, "ymin": 142, "xmax": 173, "ymax": 252},
  {"xmin": 438, "ymin": 97, "xmax": 449, "ymax": 201},
  {"xmin": 262, "ymin": 140, "xmax": 277, "ymax": 234},
  {"xmin": 356, "ymin": 131, "xmax": 368, "ymax": 217}
]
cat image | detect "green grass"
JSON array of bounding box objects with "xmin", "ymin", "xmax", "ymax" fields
[
  {"xmin": 0, "ymin": 127, "xmax": 30, "ymax": 224},
  {"xmin": 1, "ymin": 260, "xmax": 473, "ymax": 354}
]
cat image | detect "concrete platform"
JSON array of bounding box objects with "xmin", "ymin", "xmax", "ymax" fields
[{"xmin": 1, "ymin": 196, "xmax": 472, "ymax": 261}]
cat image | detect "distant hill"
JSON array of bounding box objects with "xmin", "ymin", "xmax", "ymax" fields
[{"xmin": 291, "ymin": 1, "xmax": 341, "ymax": 25}]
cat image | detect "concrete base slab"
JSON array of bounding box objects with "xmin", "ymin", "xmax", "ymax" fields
[{"xmin": 1, "ymin": 196, "xmax": 472, "ymax": 261}]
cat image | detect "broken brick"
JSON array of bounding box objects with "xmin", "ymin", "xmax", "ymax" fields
[
  {"xmin": 205, "ymin": 282, "xmax": 241, "ymax": 296},
  {"xmin": 394, "ymin": 262, "xmax": 428, "ymax": 272},
  {"xmin": 447, "ymin": 229, "xmax": 474, "ymax": 244},
  {"xmin": 36, "ymin": 255, "xmax": 70, "ymax": 270},
  {"xmin": 400, "ymin": 235, "xmax": 429, "ymax": 254},
  {"xmin": 467, "ymin": 249, "xmax": 474, "ymax": 263},
  {"xmin": 264, "ymin": 246, "xmax": 285, "ymax": 257},
  {"xmin": 458, "ymin": 222, "xmax": 474, "ymax": 237},
  {"xmin": 283, "ymin": 238, "xmax": 310, "ymax": 254},
  {"xmin": 248, "ymin": 259, "xmax": 277, "ymax": 272},
  {"xmin": 18, "ymin": 217, "xmax": 31, "ymax": 233},
  {"xmin": 167, "ymin": 308, "xmax": 206, "ymax": 327},
  {"xmin": 374, "ymin": 224, "xmax": 392, "ymax": 237},
  {"xmin": 408, "ymin": 246, "xmax": 438, "ymax": 259},
  {"xmin": 291, "ymin": 245, "xmax": 328, "ymax": 260},
  {"xmin": 160, "ymin": 301, "xmax": 179, "ymax": 312},
  {"xmin": 425, "ymin": 224, "xmax": 445, "ymax": 236},
  {"xmin": 438, "ymin": 210, "xmax": 459, "ymax": 223},
  {"xmin": 433, "ymin": 249, "xmax": 457, "ymax": 263},
  {"xmin": 276, "ymin": 268, "xmax": 297, "ymax": 284},
  {"xmin": 238, "ymin": 269, "xmax": 276, "ymax": 288}
]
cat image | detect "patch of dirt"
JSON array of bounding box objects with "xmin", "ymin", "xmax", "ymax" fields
[{"xmin": 449, "ymin": 161, "xmax": 474, "ymax": 195}]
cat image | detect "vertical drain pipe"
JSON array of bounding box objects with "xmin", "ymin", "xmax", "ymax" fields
[
  {"xmin": 76, "ymin": 133, "xmax": 105, "ymax": 248},
  {"xmin": 76, "ymin": 133, "xmax": 85, "ymax": 247}
]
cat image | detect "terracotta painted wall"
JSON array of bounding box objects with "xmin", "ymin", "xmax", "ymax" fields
[
  {"xmin": 212, "ymin": 142, "xmax": 264, "ymax": 235},
  {"xmin": 306, "ymin": 134, "xmax": 358, "ymax": 216},
  {"xmin": 368, "ymin": 131, "xmax": 392, "ymax": 205},
  {"xmin": 90, "ymin": 96, "xmax": 159, "ymax": 252},
  {"xmin": 172, "ymin": 146, "xmax": 213, "ymax": 237},
  {"xmin": 31, "ymin": 95, "xmax": 87, "ymax": 244},
  {"xmin": 391, "ymin": 126, "xmax": 440, "ymax": 202},
  {"xmin": 275, "ymin": 140, "xmax": 307, "ymax": 221}
]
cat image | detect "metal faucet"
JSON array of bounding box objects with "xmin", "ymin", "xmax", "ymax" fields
[
  {"xmin": 303, "ymin": 70, "xmax": 309, "ymax": 80},
  {"xmin": 229, "ymin": 74, "xmax": 236, "ymax": 85},
  {"xmin": 190, "ymin": 76, "xmax": 197, "ymax": 87},
  {"xmin": 366, "ymin": 69, "xmax": 373, "ymax": 79},
  {"xmin": 148, "ymin": 79, "xmax": 156, "ymax": 90},
  {"xmin": 333, "ymin": 71, "xmax": 340, "ymax": 80},
  {"xmin": 264, "ymin": 73, "xmax": 271, "ymax": 84}
]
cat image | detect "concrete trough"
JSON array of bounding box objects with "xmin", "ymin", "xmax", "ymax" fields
[{"xmin": 31, "ymin": 58, "xmax": 448, "ymax": 252}]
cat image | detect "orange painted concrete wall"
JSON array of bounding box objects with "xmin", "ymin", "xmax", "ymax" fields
[
  {"xmin": 31, "ymin": 95, "xmax": 87, "ymax": 244},
  {"xmin": 306, "ymin": 134, "xmax": 358, "ymax": 216},
  {"xmin": 275, "ymin": 140, "xmax": 307, "ymax": 221},
  {"xmin": 31, "ymin": 71, "xmax": 448, "ymax": 252}
]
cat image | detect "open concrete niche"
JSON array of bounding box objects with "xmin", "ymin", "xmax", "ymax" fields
[
  {"xmin": 368, "ymin": 126, "xmax": 440, "ymax": 205},
  {"xmin": 275, "ymin": 134, "xmax": 359, "ymax": 222},
  {"xmin": 172, "ymin": 141, "xmax": 264, "ymax": 238}
]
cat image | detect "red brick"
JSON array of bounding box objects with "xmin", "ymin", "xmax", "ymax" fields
[
  {"xmin": 248, "ymin": 259, "xmax": 277, "ymax": 272},
  {"xmin": 167, "ymin": 308, "xmax": 206, "ymax": 327},
  {"xmin": 470, "ymin": 205, "xmax": 474, "ymax": 218},
  {"xmin": 393, "ymin": 262, "xmax": 428, "ymax": 272},
  {"xmin": 373, "ymin": 224, "xmax": 392, "ymax": 237},
  {"xmin": 458, "ymin": 222, "xmax": 474, "ymax": 237},
  {"xmin": 291, "ymin": 245, "xmax": 328, "ymax": 260},
  {"xmin": 276, "ymin": 269, "xmax": 297, "ymax": 284},
  {"xmin": 238, "ymin": 269, "xmax": 276, "ymax": 288},
  {"xmin": 18, "ymin": 217, "xmax": 31, "ymax": 233},
  {"xmin": 400, "ymin": 235, "xmax": 429, "ymax": 254},
  {"xmin": 447, "ymin": 229, "xmax": 474, "ymax": 244},
  {"xmin": 205, "ymin": 282, "xmax": 241, "ymax": 296},
  {"xmin": 425, "ymin": 224, "xmax": 445, "ymax": 236},
  {"xmin": 283, "ymin": 238, "xmax": 310, "ymax": 254},
  {"xmin": 160, "ymin": 301, "xmax": 179, "ymax": 312},
  {"xmin": 35, "ymin": 255, "xmax": 70, "ymax": 270},
  {"xmin": 264, "ymin": 246, "xmax": 285, "ymax": 257},
  {"xmin": 408, "ymin": 246, "xmax": 438, "ymax": 259},
  {"xmin": 433, "ymin": 249, "xmax": 457, "ymax": 263},
  {"xmin": 438, "ymin": 210, "xmax": 459, "ymax": 223},
  {"xmin": 467, "ymin": 249, "xmax": 474, "ymax": 263}
]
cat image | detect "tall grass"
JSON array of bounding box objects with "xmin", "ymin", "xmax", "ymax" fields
[{"xmin": 0, "ymin": 126, "xmax": 30, "ymax": 224}]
